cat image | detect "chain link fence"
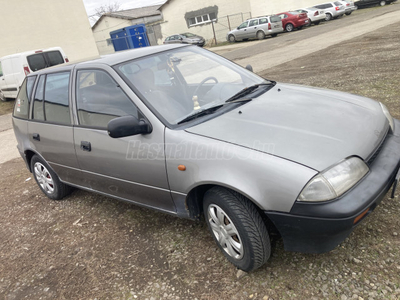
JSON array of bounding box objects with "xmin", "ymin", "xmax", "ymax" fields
[{"xmin": 211, "ymin": 12, "xmax": 251, "ymax": 45}]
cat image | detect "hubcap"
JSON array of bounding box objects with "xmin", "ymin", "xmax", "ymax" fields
[
  {"xmin": 207, "ymin": 204, "xmax": 244, "ymax": 259},
  {"xmin": 34, "ymin": 162, "xmax": 54, "ymax": 194}
]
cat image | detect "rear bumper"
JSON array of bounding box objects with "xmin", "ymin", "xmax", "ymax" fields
[{"xmin": 265, "ymin": 118, "xmax": 400, "ymax": 253}]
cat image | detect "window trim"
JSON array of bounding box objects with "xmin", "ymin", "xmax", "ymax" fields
[{"xmin": 188, "ymin": 13, "xmax": 216, "ymax": 27}]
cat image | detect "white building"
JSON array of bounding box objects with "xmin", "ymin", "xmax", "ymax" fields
[
  {"xmin": 0, "ymin": 0, "xmax": 99, "ymax": 62},
  {"xmin": 92, "ymin": 0, "xmax": 326, "ymax": 54}
]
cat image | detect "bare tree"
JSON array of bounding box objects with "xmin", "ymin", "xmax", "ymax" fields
[{"xmin": 90, "ymin": 1, "xmax": 121, "ymax": 24}]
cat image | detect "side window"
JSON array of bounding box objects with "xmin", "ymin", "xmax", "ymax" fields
[
  {"xmin": 13, "ymin": 76, "xmax": 36, "ymax": 119},
  {"xmin": 259, "ymin": 18, "xmax": 268, "ymax": 24},
  {"xmin": 76, "ymin": 70, "xmax": 138, "ymax": 129},
  {"xmin": 0, "ymin": 61, "xmax": 3, "ymax": 77},
  {"xmin": 238, "ymin": 21, "xmax": 248, "ymax": 29},
  {"xmin": 33, "ymin": 75, "xmax": 45, "ymax": 121},
  {"xmin": 44, "ymin": 72, "xmax": 71, "ymax": 125},
  {"xmin": 249, "ymin": 19, "xmax": 258, "ymax": 26},
  {"xmin": 326, "ymin": 4, "xmax": 333, "ymax": 8}
]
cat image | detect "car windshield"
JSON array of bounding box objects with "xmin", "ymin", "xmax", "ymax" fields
[
  {"xmin": 116, "ymin": 46, "xmax": 269, "ymax": 127},
  {"xmin": 180, "ymin": 33, "xmax": 196, "ymax": 38}
]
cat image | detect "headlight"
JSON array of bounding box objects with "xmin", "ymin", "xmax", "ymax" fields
[
  {"xmin": 380, "ymin": 102, "xmax": 394, "ymax": 132},
  {"xmin": 298, "ymin": 157, "xmax": 369, "ymax": 202}
]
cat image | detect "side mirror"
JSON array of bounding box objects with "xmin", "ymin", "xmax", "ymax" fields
[
  {"xmin": 245, "ymin": 64, "xmax": 253, "ymax": 72},
  {"xmin": 107, "ymin": 115, "xmax": 152, "ymax": 138}
]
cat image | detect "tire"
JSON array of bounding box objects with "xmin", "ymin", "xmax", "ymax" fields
[
  {"xmin": 256, "ymin": 31, "xmax": 265, "ymax": 40},
  {"xmin": 203, "ymin": 187, "xmax": 271, "ymax": 272},
  {"xmin": 285, "ymin": 23, "xmax": 294, "ymax": 32},
  {"xmin": 380, "ymin": 1, "xmax": 386, "ymax": 6},
  {"xmin": 325, "ymin": 13, "xmax": 332, "ymax": 21},
  {"xmin": 31, "ymin": 155, "xmax": 72, "ymax": 200},
  {"xmin": 271, "ymin": 33, "xmax": 278, "ymax": 37},
  {"xmin": 307, "ymin": 18, "xmax": 312, "ymax": 26},
  {"xmin": 314, "ymin": 20, "xmax": 321, "ymax": 25},
  {"xmin": 228, "ymin": 34, "xmax": 236, "ymax": 43}
]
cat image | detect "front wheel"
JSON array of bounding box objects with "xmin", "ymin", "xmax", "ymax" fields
[
  {"xmin": 203, "ymin": 187, "xmax": 271, "ymax": 272},
  {"xmin": 285, "ymin": 23, "xmax": 294, "ymax": 32},
  {"xmin": 228, "ymin": 34, "xmax": 236, "ymax": 43},
  {"xmin": 31, "ymin": 155, "xmax": 72, "ymax": 200}
]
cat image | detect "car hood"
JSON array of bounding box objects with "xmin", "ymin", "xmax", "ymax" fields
[{"xmin": 186, "ymin": 83, "xmax": 389, "ymax": 171}]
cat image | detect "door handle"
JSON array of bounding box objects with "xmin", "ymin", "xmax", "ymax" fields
[
  {"xmin": 254, "ymin": 27, "xmax": 257, "ymax": 29},
  {"xmin": 80, "ymin": 141, "xmax": 91, "ymax": 152},
  {"xmin": 33, "ymin": 133, "xmax": 40, "ymax": 141}
]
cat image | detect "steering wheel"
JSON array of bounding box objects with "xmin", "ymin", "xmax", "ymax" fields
[{"xmin": 192, "ymin": 76, "xmax": 219, "ymax": 100}]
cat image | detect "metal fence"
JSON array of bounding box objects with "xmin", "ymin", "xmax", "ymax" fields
[{"xmin": 211, "ymin": 12, "xmax": 252, "ymax": 45}]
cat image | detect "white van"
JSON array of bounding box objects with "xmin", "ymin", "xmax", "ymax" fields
[{"xmin": 0, "ymin": 47, "xmax": 68, "ymax": 101}]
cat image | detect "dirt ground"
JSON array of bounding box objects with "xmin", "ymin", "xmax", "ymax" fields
[{"xmin": 1, "ymin": 22, "xmax": 400, "ymax": 300}]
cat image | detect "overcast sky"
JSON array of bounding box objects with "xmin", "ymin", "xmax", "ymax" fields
[{"xmin": 83, "ymin": 0, "xmax": 166, "ymax": 18}]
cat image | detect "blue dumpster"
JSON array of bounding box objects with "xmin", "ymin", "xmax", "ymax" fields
[{"xmin": 110, "ymin": 24, "xmax": 151, "ymax": 52}]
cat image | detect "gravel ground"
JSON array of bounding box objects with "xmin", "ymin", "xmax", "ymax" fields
[{"xmin": 0, "ymin": 21, "xmax": 400, "ymax": 300}]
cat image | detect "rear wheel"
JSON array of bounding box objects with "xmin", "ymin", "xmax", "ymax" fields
[
  {"xmin": 325, "ymin": 13, "xmax": 332, "ymax": 21},
  {"xmin": 345, "ymin": 11, "xmax": 352, "ymax": 15},
  {"xmin": 228, "ymin": 34, "xmax": 236, "ymax": 43},
  {"xmin": 31, "ymin": 155, "xmax": 72, "ymax": 200},
  {"xmin": 256, "ymin": 31, "xmax": 265, "ymax": 40},
  {"xmin": 380, "ymin": 1, "xmax": 386, "ymax": 6},
  {"xmin": 285, "ymin": 23, "xmax": 294, "ymax": 32},
  {"xmin": 203, "ymin": 187, "xmax": 271, "ymax": 272}
]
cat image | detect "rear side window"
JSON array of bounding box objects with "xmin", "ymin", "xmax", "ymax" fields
[
  {"xmin": 44, "ymin": 72, "xmax": 71, "ymax": 125},
  {"xmin": 76, "ymin": 69, "xmax": 138, "ymax": 129},
  {"xmin": 249, "ymin": 19, "xmax": 258, "ymax": 26},
  {"xmin": 33, "ymin": 75, "xmax": 46, "ymax": 121},
  {"xmin": 13, "ymin": 76, "xmax": 36, "ymax": 119},
  {"xmin": 259, "ymin": 18, "xmax": 268, "ymax": 24},
  {"xmin": 27, "ymin": 54, "xmax": 47, "ymax": 72}
]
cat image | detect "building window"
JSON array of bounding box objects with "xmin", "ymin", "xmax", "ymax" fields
[
  {"xmin": 106, "ymin": 38, "xmax": 112, "ymax": 46},
  {"xmin": 188, "ymin": 13, "xmax": 216, "ymax": 26}
]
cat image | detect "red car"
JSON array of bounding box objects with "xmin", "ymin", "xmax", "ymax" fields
[{"xmin": 277, "ymin": 11, "xmax": 309, "ymax": 32}]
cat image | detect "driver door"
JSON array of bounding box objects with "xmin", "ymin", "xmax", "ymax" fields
[{"xmin": 72, "ymin": 67, "xmax": 175, "ymax": 212}]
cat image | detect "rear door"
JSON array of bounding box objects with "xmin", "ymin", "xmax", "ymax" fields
[
  {"xmin": 28, "ymin": 71, "xmax": 81, "ymax": 184},
  {"xmin": 26, "ymin": 50, "xmax": 65, "ymax": 73},
  {"xmin": 246, "ymin": 19, "xmax": 259, "ymax": 38}
]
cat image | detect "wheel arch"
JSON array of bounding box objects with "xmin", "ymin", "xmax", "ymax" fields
[
  {"xmin": 185, "ymin": 183, "xmax": 280, "ymax": 235},
  {"xmin": 24, "ymin": 149, "xmax": 43, "ymax": 172}
]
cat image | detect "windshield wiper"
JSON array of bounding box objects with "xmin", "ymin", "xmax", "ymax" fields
[
  {"xmin": 177, "ymin": 98, "xmax": 252, "ymax": 125},
  {"xmin": 225, "ymin": 81, "xmax": 276, "ymax": 103},
  {"xmin": 177, "ymin": 105, "xmax": 224, "ymax": 125}
]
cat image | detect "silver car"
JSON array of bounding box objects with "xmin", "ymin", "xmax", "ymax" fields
[
  {"xmin": 164, "ymin": 33, "xmax": 205, "ymax": 47},
  {"xmin": 339, "ymin": 0, "xmax": 357, "ymax": 14},
  {"xmin": 314, "ymin": 1, "xmax": 346, "ymax": 20},
  {"xmin": 227, "ymin": 15, "xmax": 283, "ymax": 42},
  {"xmin": 13, "ymin": 44, "xmax": 400, "ymax": 272}
]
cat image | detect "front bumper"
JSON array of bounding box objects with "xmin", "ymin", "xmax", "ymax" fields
[{"xmin": 266, "ymin": 118, "xmax": 400, "ymax": 253}]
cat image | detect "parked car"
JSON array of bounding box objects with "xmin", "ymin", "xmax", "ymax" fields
[
  {"xmin": 13, "ymin": 44, "xmax": 400, "ymax": 272},
  {"xmin": 354, "ymin": 0, "xmax": 397, "ymax": 8},
  {"xmin": 164, "ymin": 33, "xmax": 205, "ymax": 47},
  {"xmin": 295, "ymin": 7, "xmax": 327, "ymax": 25},
  {"xmin": 314, "ymin": 1, "xmax": 346, "ymax": 20},
  {"xmin": 339, "ymin": 0, "xmax": 357, "ymax": 14},
  {"xmin": 226, "ymin": 15, "xmax": 283, "ymax": 42},
  {"xmin": 0, "ymin": 47, "xmax": 68, "ymax": 101},
  {"xmin": 276, "ymin": 11, "xmax": 309, "ymax": 32}
]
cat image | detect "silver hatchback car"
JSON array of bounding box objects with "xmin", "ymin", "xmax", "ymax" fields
[
  {"xmin": 227, "ymin": 15, "xmax": 283, "ymax": 42},
  {"xmin": 13, "ymin": 45, "xmax": 400, "ymax": 272}
]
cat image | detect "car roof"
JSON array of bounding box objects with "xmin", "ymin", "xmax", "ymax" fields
[{"xmin": 27, "ymin": 44, "xmax": 190, "ymax": 76}]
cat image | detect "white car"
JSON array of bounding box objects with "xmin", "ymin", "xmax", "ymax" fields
[
  {"xmin": 0, "ymin": 47, "xmax": 68, "ymax": 101},
  {"xmin": 295, "ymin": 7, "xmax": 326, "ymax": 25},
  {"xmin": 314, "ymin": 1, "xmax": 346, "ymax": 21},
  {"xmin": 339, "ymin": 0, "xmax": 357, "ymax": 15}
]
